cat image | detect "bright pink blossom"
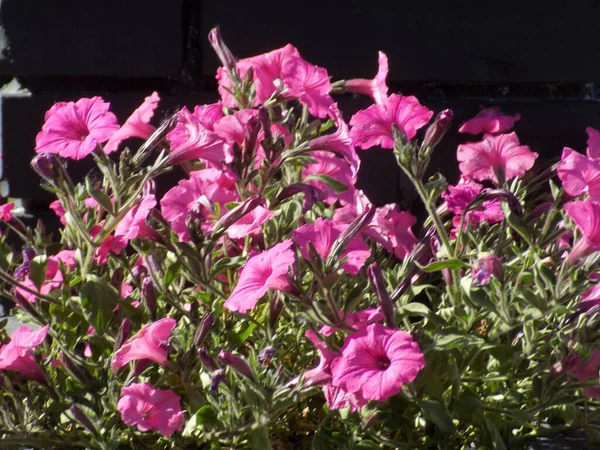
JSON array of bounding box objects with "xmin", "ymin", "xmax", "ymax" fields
[
  {"xmin": 35, "ymin": 97, "xmax": 119, "ymax": 160},
  {"xmin": 344, "ymin": 51, "xmax": 389, "ymax": 105},
  {"xmin": 457, "ymin": 132, "xmax": 537, "ymax": 184},
  {"xmin": 580, "ymin": 274, "xmax": 600, "ymax": 313},
  {"xmin": 458, "ymin": 107, "xmax": 520, "ymax": 135},
  {"xmin": 587, "ymin": 127, "xmax": 600, "ymax": 159},
  {"xmin": 0, "ymin": 202, "xmax": 14, "ymax": 221},
  {"xmin": 112, "ymin": 318, "xmax": 177, "ymax": 370},
  {"xmin": 0, "ymin": 325, "xmax": 48, "ymax": 381},
  {"xmin": 16, "ymin": 250, "xmax": 76, "ymax": 303},
  {"xmin": 558, "ymin": 148, "xmax": 600, "ymax": 200},
  {"xmin": 110, "ymin": 195, "xmax": 157, "ymax": 252},
  {"xmin": 224, "ymin": 240, "xmax": 295, "ymax": 314},
  {"xmin": 293, "ymin": 218, "xmax": 370, "ymax": 275},
  {"xmin": 564, "ymin": 201, "xmax": 600, "ymax": 263},
  {"xmin": 349, "ymin": 94, "xmax": 433, "ymax": 149},
  {"xmin": 118, "ymin": 382, "xmax": 185, "ymax": 436},
  {"xmin": 225, "ymin": 205, "xmax": 275, "ymax": 240},
  {"xmin": 303, "ymin": 151, "xmax": 356, "ymax": 205},
  {"xmin": 565, "ymin": 350, "xmax": 600, "ymax": 398},
  {"xmin": 331, "ymin": 323, "xmax": 425, "ymax": 401},
  {"xmin": 281, "ymin": 55, "xmax": 334, "ymax": 118},
  {"xmin": 320, "ymin": 307, "xmax": 384, "ymax": 337},
  {"xmin": 104, "ymin": 92, "xmax": 160, "ymax": 154}
]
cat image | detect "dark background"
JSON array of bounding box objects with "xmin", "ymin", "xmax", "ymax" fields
[{"xmin": 0, "ymin": 0, "xmax": 599, "ymax": 215}]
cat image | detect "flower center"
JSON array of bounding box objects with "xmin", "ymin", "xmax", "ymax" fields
[{"xmin": 377, "ymin": 355, "xmax": 391, "ymax": 370}]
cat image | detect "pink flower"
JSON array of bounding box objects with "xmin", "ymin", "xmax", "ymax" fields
[
  {"xmin": 565, "ymin": 350, "xmax": 600, "ymax": 398},
  {"xmin": 167, "ymin": 107, "xmax": 227, "ymax": 165},
  {"xmin": 35, "ymin": 97, "xmax": 119, "ymax": 160},
  {"xmin": 344, "ymin": 51, "xmax": 389, "ymax": 105},
  {"xmin": 0, "ymin": 202, "xmax": 14, "ymax": 221},
  {"xmin": 217, "ymin": 44, "xmax": 300, "ymax": 108},
  {"xmin": 458, "ymin": 107, "xmax": 520, "ymax": 135},
  {"xmin": 580, "ymin": 274, "xmax": 600, "ymax": 313},
  {"xmin": 16, "ymin": 250, "xmax": 76, "ymax": 303},
  {"xmin": 331, "ymin": 323, "xmax": 425, "ymax": 401},
  {"xmin": 457, "ymin": 132, "xmax": 537, "ymax": 184},
  {"xmin": 587, "ymin": 127, "xmax": 600, "ymax": 159},
  {"xmin": 320, "ymin": 307, "xmax": 384, "ymax": 337},
  {"xmin": 110, "ymin": 195, "xmax": 157, "ymax": 252},
  {"xmin": 112, "ymin": 318, "xmax": 177, "ymax": 370},
  {"xmin": 225, "ymin": 205, "xmax": 275, "ymax": 239},
  {"xmin": 281, "ymin": 55, "xmax": 334, "ymax": 118},
  {"xmin": 564, "ymin": 201, "xmax": 600, "ymax": 263},
  {"xmin": 160, "ymin": 168, "xmax": 239, "ymax": 241},
  {"xmin": 104, "ymin": 92, "xmax": 160, "ymax": 154},
  {"xmin": 0, "ymin": 325, "xmax": 48, "ymax": 381},
  {"xmin": 303, "ymin": 151, "xmax": 357, "ymax": 205},
  {"xmin": 472, "ymin": 253, "xmax": 503, "ymax": 286},
  {"xmin": 558, "ymin": 148, "xmax": 600, "ymax": 200},
  {"xmin": 293, "ymin": 218, "xmax": 370, "ymax": 275},
  {"xmin": 349, "ymin": 94, "xmax": 433, "ymax": 149},
  {"xmin": 224, "ymin": 240, "xmax": 295, "ymax": 314},
  {"xmin": 118, "ymin": 382, "xmax": 185, "ymax": 436}
]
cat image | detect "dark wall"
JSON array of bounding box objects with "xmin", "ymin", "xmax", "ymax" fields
[{"xmin": 0, "ymin": 0, "xmax": 598, "ymax": 213}]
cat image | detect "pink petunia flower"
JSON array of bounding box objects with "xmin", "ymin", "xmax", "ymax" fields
[
  {"xmin": 217, "ymin": 44, "xmax": 300, "ymax": 108},
  {"xmin": 224, "ymin": 205, "xmax": 275, "ymax": 240},
  {"xmin": 349, "ymin": 94, "xmax": 433, "ymax": 149},
  {"xmin": 303, "ymin": 151, "xmax": 357, "ymax": 205},
  {"xmin": 293, "ymin": 218, "xmax": 370, "ymax": 275},
  {"xmin": 112, "ymin": 318, "xmax": 177, "ymax": 371},
  {"xmin": 104, "ymin": 92, "xmax": 160, "ymax": 154},
  {"xmin": 281, "ymin": 55, "xmax": 334, "ymax": 118},
  {"xmin": 0, "ymin": 325, "xmax": 49, "ymax": 381},
  {"xmin": 331, "ymin": 323, "xmax": 425, "ymax": 402},
  {"xmin": 564, "ymin": 350, "xmax": 600, "ymax": 398},
  {"xmin": 16, "ymin": 250, "xmax": 76, "ymax": 303},
  {"xmin": 320, "ymin": 307, "xmax": 384, "ymax": 337},
  {"xmin": 587, "ymin": 127, "xmax": 600, "ymax": 159},
  {"xmin": 35, "ymin": 97, "xmax": 119, "ymax": 160},
  {"xmin": 224, "ymin": 240, "xmax": 295, "ymax": 314},
  {"xmin": 458, "ymin": 107, "xmax": 520, "ymax": 135},
  {"xmin": 344, "ymin": 51, "xmax": 389, "ymax": 105},
  {"xmin": 109, "ymin": 194, "xmax": 157, "ymax": 253},
  {"xmin": 580, "ymin": 274, "xmax": 600, "ymax": 313},
  {"xmin": 117, "ymin": 382, "xmax": 185, "ymax": 436},
  {"xmin": 457, "ymin": 132, "xmax": 537, "ymax": 184},
  {"xmin": 558, "ymin": 147, "xmax": 600, "ymax": 200},
  {"xmin": 564, "ymin": 201, "xmax": 600, "ymax": 263},
  {"xmin": 0, "ymin": 202, "xmax": 14, "ymax": 221}
]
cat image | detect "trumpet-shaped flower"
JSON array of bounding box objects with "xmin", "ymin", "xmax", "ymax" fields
[
  {"xmin": 331, "ymin": 323, "xmax": 425, "ymax": 401},
  {"xmin": 344, "ymin": 51, "xmax": 389, "ymax": 105},
  {"xmin": 110, "ymin": 195, "xmax": 157, "ymax": 252},
  {"xmin": 565, "ymin": 201, "xmax": 600, "ymax": 263},
  {"xmin": 459, "ymin": 107, "xmax": 520, "ymax": 135},
  {"xmin": 112, "ymin": 318, "xmax": 177, "ymax": 370},
  {"xmin": 587, "ymin": 127, "xmax": 600, "ymax": 159},
  {"xmin": 457, "ymin": 132, "xmax": 537, "ymax": 184},
  {"xmin": 565, "ymin": 350, "xmax": 600, "ymax": 398},
  {"xmin": 35, "ymin": 97, "xmax": 119, "ymax": 160},
  {"xmin": 558, "ymin": 148, "xmax": 600, "ymax": 200},
  {"xmin": 104, "ymin": 92, "xmax": 160, "ymax": 154},
  {"xmin": 303, "ymin": 151, "xmax": 357, "ymax": 205},
  {"xmin": 118, "ymin": 382, "xmax": 185, "ymax": 436},
  {"xmin": 349, "ymin": 94, "xmax": 433, "ymax": 149},
  {"xmin": 225, "ymin": 205, "xmax": 275, "ymax": 239},
  {"xmin": 0, "ymin": 325, "xmax": 48, "ymax": 381},
  {"xmin": 224, "ymin": 240, "xmax": 295, "ymax": 313},
  {"xmin": 16, "ymin": 250, "xmax": 76, "ymax": 303}
]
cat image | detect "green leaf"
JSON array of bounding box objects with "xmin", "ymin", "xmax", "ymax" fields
[
  {"xmin": 29, "ymin": 255, "xmax": 48, "ymax": 291},
  {"xmin": 164, "ymin": 262, "xmax": 181, "ymax": 288},
  {"xmin": 399, "ymin": 302, "xmax": 431, "ymax": 317},
  {"xmin": 424, "ymin": 173, "xmax": 448, "ymax": 202},
  {"xmin": 79, "ymin": 275, "xmax": 121, "ymax": 333},
  {"xmin": 501, "ymin": 201, "xmax": 531, "ymax": 245},
  {"xmin": 248, "ymin": 427, "xmax": 273, "ymax": 450},
  {"xmin": 418, "ymin": 259, "xmax": 468, "ymax": 273},
  {"xmin": 434, "ymin": 332, "xmax": 484, "ymax": 350},
  {"xmin": 482, "ymin": 415, "xmax": 507, "ymax": 450},
  {"xmin": 304, "ymin": 174, "xmax": 349, "ymax": 194},
  {"xmin": 86, "ymin": 182, "xmax": 114, "ymax": 215},
  {"xmin": 419, "ymin": 399, "xmax": 454, "ymax": 433}
]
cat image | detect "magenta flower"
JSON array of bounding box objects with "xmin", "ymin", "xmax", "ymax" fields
[
  {"xmin": 0, "ymin": 325, "xmax": 48, "ymax": 381},
  {"xmin": 281, "ymin": 55, "xmax": 334, "ymax": 118},
  {"xmin": 104, "ymin": 92, "xmax": 160, "ymax": 154},
  {"xmin": 564, "ymin": 201, "xmax": 600, "ymax": 263},
  {"xmin": 457, "ymin": 132, "xmax": 538, "ymax": 184},
  {"xmin": 118, "ymin": 382, "xmax": 185, "ymax": 436},
  {"xmin": 331, "ymin": 323, "xmax": 425, "ymax": 401},
  {"xmin": 35, "ymin": 97, "xmax": 119, "ymax": 160},
  {"xmin": 458, "ymin": 107, "xmax": 520, "ymax": 135},
  {"xmin": 225, "ymin": 205, "xmax": 275, "ymax": 240},
  {"xmin": 112, "ymin": 318, "xmax": 177, "ymax": 370},
  {"xmin": 320, "ymin": 307, "xmax": 384, "ymax": 337},
  {"xmin": 558, "ymin": 148, "xmax": 600, "ymax": 200},
  {"xmin": 293, "ymin": 218, "xmax": 370, "ymax": 275},
  {"xmin": 0, "ymin": 202, "xmax": 14, "ymax": 221},
  {"xmin": 16, "ymin": 250, "xmax": 76, "ymax": 303},
  {"xmin": 303, "ymin": 151, "xmax": 357, "ymax": 205},
  {"xmin": 587, "ymin": 127, "xmax": 600, "ymax": 159},
  {"xmin": 110, "ymin": 194, "xmax": 157, "ymax": 252},
  {"xmin": 349, "ymin": 94, "xmax": 433, "ymax": 149},
  {"xmin": 224, "ymin": 240, "xmax": 295, "ymax": 314},
  {"xmin": 344, "ymin": 51, "xmax": 389, "ymax": 105},
  {"xmin": 564, "ymin": 350, "xmax": 600, "ymax": 398},
  {"xmin": 580, "ymin": 274, "xmax": 600, "ymax": 313}
]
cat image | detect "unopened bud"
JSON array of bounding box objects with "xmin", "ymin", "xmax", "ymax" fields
[
  {"xmin": 61, "ymin": 352, "xmax": 89, "ymax": 385},
  {"xmin": 269, "ymin": 296, "xmax": 284, "ymax": 328},
  {"xmin": 32, "ymin": 152, "xmax": 65, "ymax": 181},
  {"xmin": 210, "ymin": 369, "xmax": 226, "ymax": 391},
  {"xmin": 367, "ymin": 263, "xmax": 395, "ymax": 327},
  {"xmin": 14, "ymin": 248, "xmax": 36, "ymax": 279},
  {"xmin": 208, "ymin": 27, "xmax": 237, "ymax": 71},
  {"xmin": 258, "ymin": 346, "xmax": 276, "ymax": 367},
  {"xmin": 218, "ymin": 350, "xmax": 254, "ymax": 381},
  {"xmin": 258, "ymin": 107, "xmax": 272, "ymax": 140},
  {"xmin": 141, "ymin": 278, "xmax": 157, "ymax": 320},
  {"xmin": 199, "ymin": 347, "xmax": 218, "ymax": 371},
  {"xmin": 111, "ymin": 268, "xmax": 124, "ymax": 291},
  {"xmin": 193, "ymin": 312, "xmax": 214, "ymax": 348},
  {"xmin": 70, "ymin": 405, "xmax": 98, "ymax": 436},
  {"xmin": 243, "ymin": 115, "xmax": 261, "ymax": 157},
  {"xmin": 113, "ymin": 318, "xmax": 131, "ymax": 352},
  {"xmin": 131, "ymin": 264, "xmax": 148, "ymax": 283},
  {"xmin": 273, "ymin": 183, "xmax": 323, "ymax": 213},
  {"xmin": 472, "ymin": 253, "xmax": 504, "ymax": 286},
  {"xmin": 213, "ymin": 196, "xmax": 261, "ymax": 236},
  {"xmin": 330, "ymin": 205, "xmax": 375, "ymax": 262},
  {"xmin": 422, "ymin": 109, "xmax": 453, "ymax": 150}
]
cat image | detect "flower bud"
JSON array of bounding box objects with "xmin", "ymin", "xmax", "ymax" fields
[
  {"xmin": 113, "ymin": 318, "xmax": 131, "ymax": 352},
  {"xmin": 258, "ymin": 346, "xmax": 276, "ymax": 367},
  {"xmin": 199, "ymin": 347, "xmax": 218, "ymax": 371},
  {"xmin": 210, "ymin": 368, "xmax": 227, "ymax": 391},
  {"xmin": 367, "ymin": 263, "xmax": 395, "ymax": 327},
  {"xmin": 14, "ymin": 248, "xmax": 36, "ymax": 279},
  {"xmin": 472, "ymin": 253, "xmax": 503, "ymax": 286},
  {"xmin": 193, "ymin": 312, "xmax": 214, "ymax": 348},
  {"xmin": 131, "ymin": 264, "xmax": 148, "ymax": 283},
  {"xmin": 70, "ymin": 405, "xmax": 98, "ymax": 436},
  {"xmin": 330, "ymin": 205, "xmax": 375, "ymax": 262},
  {"xmin": 258, "ymin": 107, "xmax": 272, "ymax": 140},
  {"xmin": 213, "ymin": 195, "xmax": 261, "ymax": 236},
  {"xmin": 273, "ymin": 183, "xmax": 323, "ymax": 213},
  {"xmin": 208, "ymin": 27, "xmax": 237, "ymax": 71},
  {"xmin": 111, "ymin": 268, "xmax": 124, "ymax": 291},
  {"xmin": 218, "ymin": 350, "xmax": 254, "ymax": 381},
  {"xmin": 32, "ymin": 152, "xmax": 65, "ymax": 181},
  {"xmin": 243, "ymin": 115, "xmax": 261, "ymax": 158},
  {"xmin": 422, "ymin": 109, "xmax": 453, "ymax": 150},
  {"xmin": 269, "ymin": 296, "xmax": 284, "ymax": 328},
  {"xmin": 141, "ymin": 278, "xmax": 157, "ymax": 320},
  {"xmin": 61, "ymin": 351, "xmax": 90, "ymax": 385}
]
